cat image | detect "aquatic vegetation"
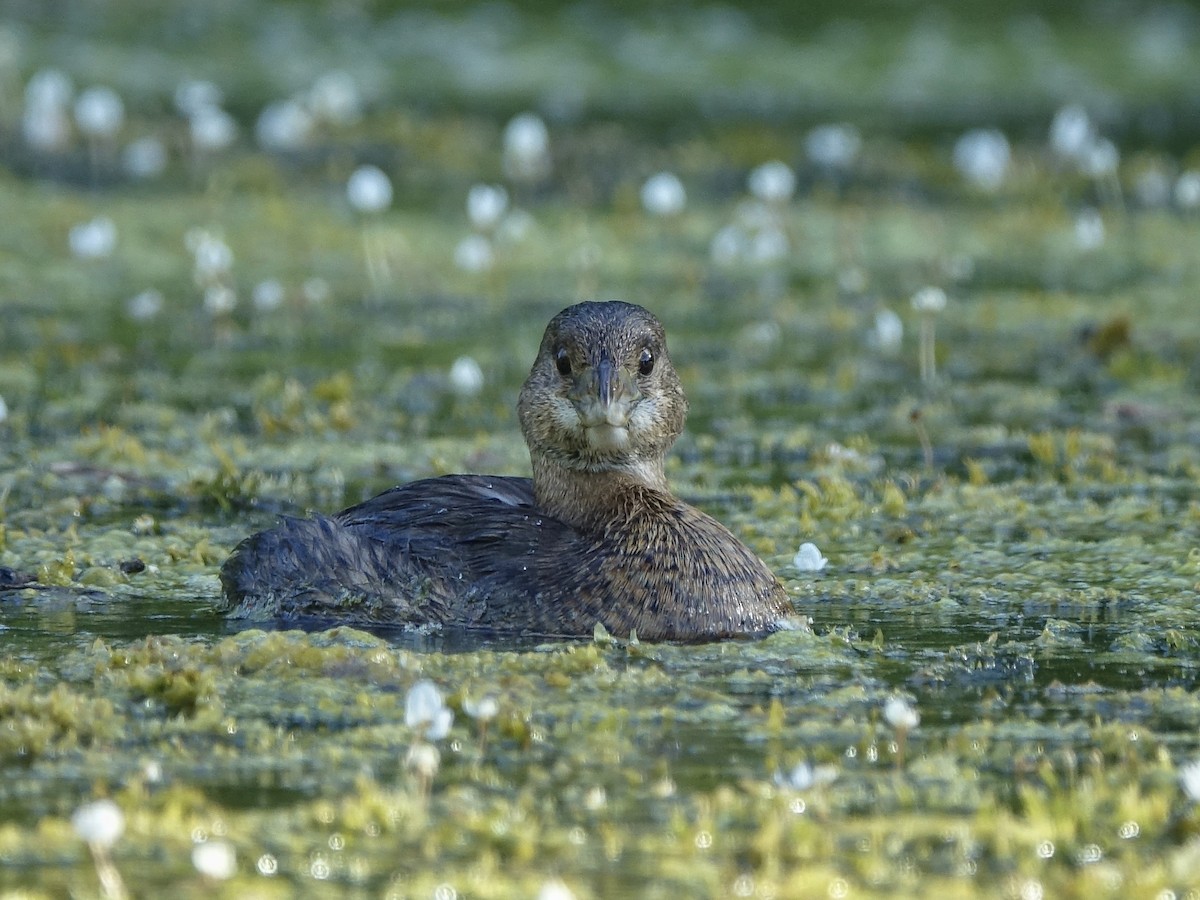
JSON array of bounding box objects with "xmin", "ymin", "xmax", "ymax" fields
[{"xmin": 1, "ymin": 1, "xmax": 1200, "ymax": 896}]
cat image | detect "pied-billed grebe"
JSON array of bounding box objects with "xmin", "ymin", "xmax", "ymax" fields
[{"xmin": 219, "ymin": 301, "xmax": 792, "ymax": 641}]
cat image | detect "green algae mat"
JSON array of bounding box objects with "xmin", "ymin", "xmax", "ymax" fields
[{"xmin": 2, "ymin": 3, "xmax": 1200, "ymax": 897}]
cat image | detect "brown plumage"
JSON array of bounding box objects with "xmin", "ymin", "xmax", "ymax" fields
[{"xmin": 219, "ymin": 301, "xmax": 792, "ymax": 641}]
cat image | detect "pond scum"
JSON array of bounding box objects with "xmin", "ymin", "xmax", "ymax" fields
[{"xmin": 1, "ymin": 2, "xmax": 1200, "ymax": 897}]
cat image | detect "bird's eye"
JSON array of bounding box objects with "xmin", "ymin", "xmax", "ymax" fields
[
  {"xmin": 554, "ymin": 347, "xmax": 572, "ymax": 377},
  {"xmin": 638, "ymin": 347, "xmax": 655, "ymax": 377}
]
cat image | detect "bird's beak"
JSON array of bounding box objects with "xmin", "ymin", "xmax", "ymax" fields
[{"xmin": 570, "ymin": 352, "xmax": 641, "ymax": 428}]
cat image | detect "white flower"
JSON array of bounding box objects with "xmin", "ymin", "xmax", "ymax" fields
[
  {"xmin": 74, "ymin": 86, "xmax": 124, "ymax": 138},
  {"xmin": 1049, "ymin": 105, "xmax": 1094, "ymax": 161},
  {"xmin": 192, "ymin": 840, "xmax": 237, "ymax": 880},
  {"xmin": 448, "ymin": 356, "xmax": 484, "ymax": 397},
  {"xmin": 454, "ymin": 234, "xmax": 493, "ymax": 273},
  {"xmin": 203, "ymin": 285, "xmax": 237, "ymax": 316},
  {"xmin": 71, "ymin": 799, "xmax": 124, "ymax": 849},
  {"xmin": 1175, "ymin": 171, "xmax": 1200, "ymax": 210},
  {"xmin": 1074, "ymin": 208, "xmax": 1105, "ymax": 250},
  {"xmin": 0, "ymin": 394, "xmax": 8, "ymax": 424},
  {"xmin": 871, "ymin": 309, "xmax": 903, "ymax": 353},
  {"xmin": 308, "ymin": 70, "xmax": 361, "ymax": 126},
  {"xmin": 189, "ymin": 105, "xmax": 238, "ymax": 152},
  {"xmin": 346, "ymin": 165, "xmax": 393, "ymax": 214},
  {"xmin": 463, "ymin": 695, "xmax": 499, "ymax": 721},
  {"xmin": 641, "ymin": 171, "xmax": 686, "ymax": 217},
  {"xmin": 773, "ymin": 760, "xmax": 839, "ymax": 790},
  {"xmin": 302, "ymin": 277, "xmax": 331, "ymax": 305},
  {"xmin": 1080, "ymin": 138, "xmax": 1119, "ymax": 178},
  {"xmin": 406, "ymin": 742, "xmax": 440, "ymax": 779},
  {"xmin": 26, "ymin": 68, "xmax": 73, "ymax": 110},
  {"xmin": 466, "ymin": 184, "xmax": 509, "ymax": 230},
  {"xmin": 174, "ymin": 79, "xmax": 223, "ymax": 117},
  {"xmin": 127, "ymin": 289, "xmax": 164, "ymax": 321},
  {"xmin": 255, "ymin": 99, "xmax": 313, "ymax": 152},
  {"xmin": 747, "ymin": 226, "xmax": 789, "ymax": 265},
  {"xmin": 252, "ymin": 279, "xmax": 285, "ymax": 312},
  {"xmin": 496, "ymin": 208, "xmax": 535, "ymax": 244},
  {"xmin": 1180, "ymin": 759, "xmax": 1200, "ymax": 801},
  {"xmin": 537, "ymin": 879, "xmax": 576, "ymax": 900},
  {"xmin": 710, "ymin": 224, "xmax": 745, "ymax": 266},
  {"xmin": 405, "ymin": 680, "xmax": 453, "ymax": 740},
  {"xmin": 22, "ymin": 103, "xmax": 70, "ymax": 151},
  {"xmin": 188, "ymin": 230, "xmax": 233, "ymax": 280},
  {"xmin": 503, "ymin": 112, "xmax": 550, "ymax": 182},
  {"xmin": 777, "ymin": 760, "xmax": 814, "ymax": 790},
  {"xmin": 883, "ymin": 697, "xmax": 920, "ymax": 731},
  {"xmin": 793, "ymin": 542, "xmax": 828, "ymax": 572},
  {"xmin": 953, "ymin": 128, "xmax": 1010, "ymax": 191},
  {"xmin": 748, "ymin": 160, "xmax": 796, "ymax": 204},
  {"xmin": 805, "ymin": 123, "xmax": 861, "ymax": 168},
  {"xmin": 69, "ymin": 217, "xmax": 117, "ymax": 260},
  {"xmin": 122, "ymin": 136, "xmax": 168, "ymax": 179},
  {"xmin": 911, "ymin": 286, "xmax": 947, "ymax": 313}
]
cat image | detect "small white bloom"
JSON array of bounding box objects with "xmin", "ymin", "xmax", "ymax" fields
[
  {"xmin": 346, "ymin": 165, "xmax": 393, "ymax": 214},
  {"xmin": 454, "ymin": 234, "xmax": 493, "ymax": 273},
  {"xmin": 190, "ymin": 231, "xmax": 233, "ymax": 280},
  {"xmin": 192, "ymin": 840, "xmax": 237, "ymax": 880},
  {"xmin": 1049, "ymin": 104, "xmax": 1094, "ymax": 161},
  {"xmin": 1080, "ymin": 137, "xmax": 1119, "ymax": 178},
  {"xmin": 22, "ymin": 103, "xmax": 70, "ymax": 151},
  {"xmin": 448, "ymin": 356, "xmax": 484, "ymax": 397},
  {"xmin": 502, "ymin": 112, "xmax": 550, "ymax": 182},
  {"xmin": 127, "ymin": 289, "xmax": 164, "ymax": 321},
  {"xmin": 71, "ymin": 799, "xmax": 124, "ymax": 849},
  {"xmin": 911, "ymin": 286, "xmax": 947, "ymax": 313},
  {"xmin": 748, "ymin": 160, "xmax": 796, "ymax": 204},
  {"xmin": 1174, "ymin": 171, "xmax": 1200, "ymax": 209},
  {"xmin": 953, "ymin": 128, "xmax": 1010, "ymax": 191},
  {"xmin": 189, "ymin": 105, "xmax": 238, "ymax": 152},
  {"xmin": 1133, "ymin": 167, "xmax": 1171, "ymax": 208},
  {"xmin": 463, "ymin": 695, "xmax": 499, "ymax": 721},
  {"xmin": 466, "ymin": 184, "xmax": 509, "ymax": 230},
  {"xmin": 710, "ymin": 224, "xmax": 745, "ymax": 266},
  {"xmin": 1074, "ymin": 208, "xmax": 1105, "ymax": 250},
  {"xmin": 747, "ymin": 226, "xmax": 789, "ymax": 265},
  {"xmin": 793, "ymin": 542, "xmax": 828, "ymax": 573},
  {"xmin": 872, "ymin": 309, "xmax": 904, "ymax": 353},
  {"xmin": 252, "ymin": 279, "xmax": 285, "ymax": 311},
  {"xmin": 174, "ymin": 79, "xmax": 223, "ymax": 117},
  {"xmin": 838, "ymin": 267, "xmax": 867, "ymax": 295},
  {"xmin": 496, "ymin": 208, "xmax": 535, "ymax": 244},
  {"xmin": 203, "ymin": 284, "xmax": 237, "ymax": 316},
  {"xmin": 406, "ymin": 680, "xmax": 453, "ymax": 739},
  {"xmin": 641, "ymin": 171, "xmax": 686, "ymax": 217},
  {"xmin": 806, "ymin": 123, "xmax": 861, "ymax": 168},
  {"xmin": 122, "ymin": 136, "xmax": 168, "ymax": 179},
  {"xmin": 255, "ymin": 99, "xmax": 312, "ymax": 152},
  {"xmin": 406, "ymin": 742, "xmax": 440, "ymax": 778},
  {"xmin": 302, "ymin": 277, "xmax": 331, "ymax": 305},
  {"xmin": 883, "ymin": 697, "xmax": 920, "ymax": 731},
  {"xmin": 0, "ymin": 394, "xmax": 8, "ymax": 423},
  {"xmin": 779, "ymin": 760, "xmax": 814, "ymax": 790},
  {"xmin": 69, "ymin": 217, "xmax": 117, "ymax": 260},
  {"xmin": 26, "ymin": 68, "xmax": 73, "ymax": 110},
  {"xmin": 308, "ymin": 70, "xmax": 361, "ymax": 126},
  {"xmin": 537, "ymin": 879, "xmax": 577, "ymax": 900},
  {"xmin": 74, "ymin": 86, "xmax": 124, "ymax": 138},
  {"xmin": 1180, "ymin": 759, "xmax": 1200, "ymax": 801}
]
